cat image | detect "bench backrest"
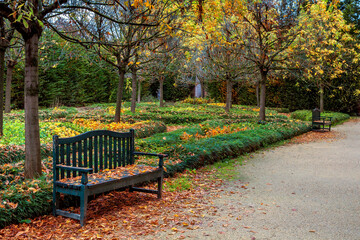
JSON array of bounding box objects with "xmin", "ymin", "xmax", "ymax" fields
[
  {"xmin": 312, "ymin": 108, "xmax": 321, "ymax": 121},
  {"xmin": 53, "ymin": 129, "xmax": 135, "ymax": 180}
]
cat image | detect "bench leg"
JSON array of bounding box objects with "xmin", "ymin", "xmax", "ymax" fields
[
  {"xmin": 53, "ymin": 190, "xmax": 60, "ymax": 216},
  {"xmin": 80, "ymin": 187, "xmax": 88, "ymax": 227},
  {"xmin": 157, "ymin": 177, "xmax": 163, "ymax": 199}
]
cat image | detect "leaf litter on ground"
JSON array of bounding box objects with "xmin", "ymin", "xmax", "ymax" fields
[
  {"xmin": 0, "ymin": 123, "xmax": 352, "ymax": 239},
  {"xmin": 0, "ymin": 168, "xmax": 227, "ymax": 240}
]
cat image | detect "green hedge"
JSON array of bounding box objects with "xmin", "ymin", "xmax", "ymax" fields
[
  {"xmin": 162, "ymin": 121, "xmax": 311, "ymax": 175},
  {"xmin": 290, "ymin": 110, "xmax": 350, "ymax": 124}
]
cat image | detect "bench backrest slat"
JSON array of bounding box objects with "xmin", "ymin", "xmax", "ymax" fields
[
  {"xmin": 66, "ymin": 144, "xmax": 71, "ymax": 177},
  {"xmin": 312, "ymin": 108, "xmax": 321, "ymax": 121},
  {"xmin": 94, "ymin": 136, "xmax": 99, "ymax": 173},
  {"xmin": 109, "ymin": 136, "xmax": 113, "ymax": 169},
  {"xmin": 83, "ymin": 139, "xmax": 88, "ymax": 167},
  {"xmin": 99, "ymin": 136, "xmax": 103, "ymax": 170},
  {"xmin": 53, "ymin": 130, "xmax": 135, "ymax": 180},
  {"xmin": 72, "ymin": 142, "xmax": 77, "ymax": 177},
  {"xmin": 78, "ymin": 140, "xmax": 83, "ymax": 168}
]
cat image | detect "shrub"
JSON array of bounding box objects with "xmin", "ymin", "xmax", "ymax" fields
[
  {"xmin": 291, "ymin": 110, "xmax": 350, "ymax": 124},
  {"xmin": 181, "ymin": 97, "xmax": 215, "ymax": 104},
  {"xmin": 162, "ymin": 120, "xmax": 311, "ymax": 175},
  {"xmin": 0, "ymin": 145, "xmax": 51, "ymax": 165},
  {"xmin": 0, "ymin": 161, "xmax": 53, "ymax": 228}
]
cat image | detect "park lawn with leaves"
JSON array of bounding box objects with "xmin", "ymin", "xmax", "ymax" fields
[
  {"xmin": 0, "ymin": 166, "xmax": 228, "ymax": 239},
  {"xmin": 0, "ymin": 102, "xmax": 346, "ymax": 229},
  {"xmin": 0, "ymin": 128, "xmax": 343, "ymax": 239}
]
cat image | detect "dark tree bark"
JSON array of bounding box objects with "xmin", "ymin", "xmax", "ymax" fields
[
  {"xmin": 114, "ymin": 60, "xmax": 127, "ymax": 123},
  {"xmin": 0, "ymin": 17, "xmax": 14, "ymax": 136},
  {"xmin": 24, "ymin": 32, "xmax": 42, "ymax": 178},
  {"xmin": 0, "ymin": 48, "xmax": 5, "ymax": 136},
  {"xmin": 320, "ymin": 84, "xmax": 324, "ymax": 112},
  {"xmin": 159, "ymin": 77, "xmax": 164, "ymax": 107},
  {"xmin": 4, "ymin": 60, "xmax": 16, "ymax": 113},
  {"xmin": 259, "ymin": 71, "xmax": 267, "ymax": 122},
  {"xmin": 131, "ymin": 66, "xmax": 137, "ymax": 113},
  {"xmin": 256, "ymin": 81, "xmax": 260, "ymax": 107},
  {"xmin": 137, "ymin": 79, "xmax": 141, "ymax": 103},
  {"xmin": 199, "ymin": 78, "xmax": 205, "ymax": 98},
  {"xmin": 225, "ymin": 78, "xmax": 232, "ymax": 113}
]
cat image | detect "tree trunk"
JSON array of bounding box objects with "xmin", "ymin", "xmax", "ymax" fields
[
  {"xmin": 200, "ymin": 78, "xmax": 205, "ymax": 98},
  {"xmin": 256, "ymin": 81, "xmax": 260, "ymax": 108},
  {"xmin": 5, "ymin": 61, "xmax": 15, "ymax": 113},
  {"xmin": 225, "ymin": 79, "xmax": 232, "ymax": 113},
  {"xmin": 319, "ymin": 84, "xmax": 324, "ymax": 112},
  {"xmin": 0, "ymin": 49, "xmax": 5, "ymax": 136},
  {"xmin": 259, "ymin": 72, "xmax": 267, "ymax": 122},
  {"xmin": 24, "ymin": 33, "xmax": 42, "ymax": 178},
  {"xmin": 114, "ymin": 63, "xmax": 127, "ymax": 123},
  {"xmin": 159, "ymin": 77, "xmax": 164, "ymax": 107},
  {"xmin": 137, "ymin": 80, "xmax": 141, "ymax": 103},
  {"xmin": 131, "ymin": 67, "xmax": 137, "ymax": 113}
]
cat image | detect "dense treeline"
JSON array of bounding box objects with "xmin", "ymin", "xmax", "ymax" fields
[
  {"xmin": 8, "ymin": 39, "xmax": 360, "ymax": 114},
  {"xmin": 4, "ymin": 0, "xmax": 360, "ymax": 115}
]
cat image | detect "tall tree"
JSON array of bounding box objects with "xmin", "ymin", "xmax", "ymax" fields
[
  {"xmin": 0, "ymin": 17, "xmax": 14, "ymax": 135},
  {"xmin": 0, "ymin": 0, "xmax": 129, "ymax": 178},
  {"xmin": 240, "ymin": 0, "xmax": 298, "ymax": 121},
  {"xmin": 52, "ymin": 0, "xmax": 173, "ymax": 122},
  {"xmin": 5, "ymin": 34, "xmax": 23, "ymax": 113},
  {"xmin": 289, "ymin": 0, "xmax": 359, "ymax": 112}
]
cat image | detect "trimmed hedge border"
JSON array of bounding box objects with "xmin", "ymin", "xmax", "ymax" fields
[
  {"xmin": 290, "ymin": 110, "xmax": 350, "ymax": 124},
  {"xmin": 162, "ymin": 122, "xmax": 311, "ymax": 175}
]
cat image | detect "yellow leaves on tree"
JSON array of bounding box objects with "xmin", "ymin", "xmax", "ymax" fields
[{"xmin": 291, "ymin": 0, "xmax": 358, "ymax": 83}]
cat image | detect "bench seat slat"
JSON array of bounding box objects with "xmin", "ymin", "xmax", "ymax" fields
[{"xmin": 57, "ymin": 164, "xmax": 157, "ymax": 186}]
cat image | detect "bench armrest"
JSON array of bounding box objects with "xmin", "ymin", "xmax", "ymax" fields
[
  {"xmin": 319, "ymin": 116, "xmax": 333, "ymax": 122},
  {"xmin": 56, "ymin": 165, "xmax": 93, "ymax": 185},
  {"xmin": 133, "ymin": 152, "xmax": 168, "ymax": 167}
]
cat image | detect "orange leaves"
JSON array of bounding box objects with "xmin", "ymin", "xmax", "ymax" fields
[
  {"xmin": 0, "ymin": 200, "xmax": 19, "ymax": 210},
  {"xmin": 289, "ymin": 130, "xmax": 343, "ymax": 144},
  {"xmin": 180, "ymin": 126, "xmax": 248, "ymax": 142},
  {"xmin": 59, "ymin": 164, "xmax": 157, "ymax": 185},
  {"xmin": 0, "ymin": 162, "xmax": 229, "ymax": 240}
]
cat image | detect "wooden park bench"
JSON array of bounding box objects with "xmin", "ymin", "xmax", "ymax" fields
[
  {"xmin": 312, "ymin": 108, "xmax": 332, "ymax": 131},
  {"xmin": 52, "ymin": 129, "xmax": 167, "ymax": 226}
]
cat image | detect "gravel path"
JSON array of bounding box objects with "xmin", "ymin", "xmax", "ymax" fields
[{"xmin": 151, "ymin": 119, "xmax": 360, "ymax": 240}]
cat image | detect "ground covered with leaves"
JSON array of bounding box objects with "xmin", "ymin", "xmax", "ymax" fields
[
  {"xmin": 0, "ymin": 126, "xmax": 349, "ymax": 239},
  {"xmin": 0, "ymin": 168, "xmax": 227, "ymax": 239},
  {"xmin": 0, "ymin": 102, "xmax": 349, "ymax": 230}
]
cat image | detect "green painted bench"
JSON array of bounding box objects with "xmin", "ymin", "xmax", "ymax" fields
[
  {"xmin": 52, "ymin": 129, "xmax": 167, "ymax": 226},
  {"xmin": 312, "ymin": 108, "xmax": 332, "ymax": 131}
]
